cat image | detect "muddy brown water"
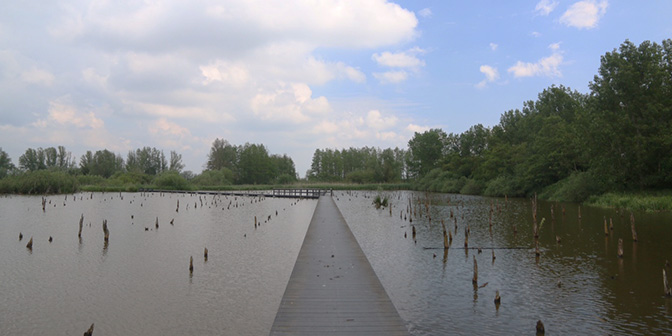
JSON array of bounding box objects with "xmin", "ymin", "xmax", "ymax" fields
[
  {"xmin": 0, "ymin": 192, "xmax": 316, "ymax": 335},
  {"xmin": 2, "ymin": 191, "xmax": 672, "ymax": 335},
  {"xmin": 335, "ymin": 191, "xmax": 672, "ymax": 335}
]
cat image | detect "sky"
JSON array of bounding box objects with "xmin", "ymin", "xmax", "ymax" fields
[{"xmin": 1, "ymin": 1, "xmax": 671, "ymax": 176}]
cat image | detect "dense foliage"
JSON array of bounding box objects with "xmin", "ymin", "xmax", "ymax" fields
[
  {"xmin": 412, "ymin": 39, "xmax": 672, "ymax": 201},
  {"xmin": 205, "ymin": 139, "xmax": 298, "ymax": 185},
  {"xmin": 306, "ymin": 147, "xmax": 407, "ymax": 183}
]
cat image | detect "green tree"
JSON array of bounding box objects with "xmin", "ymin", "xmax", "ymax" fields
[
  {"xmin": 169, "ymin": 150, "xmax": 184, "ymax": 172},
  {"xmin": 237, "ymin": 143, "xmax": 273, "ymax": 184},
  {"xmin": 206, "ymin": 138, "xmax": 238, "ymax": 171},
  {"xmin": 407, "ymin": 129, "xmax": 447, "ymax": 178},
  {"xmin": 0, "ymin": 148, "xmax": 15, "ymax": 178},
  {"xmin": 19, "ymin": 148, "xmax": 46, "ymax": 171},
  {"xmin": 588, "ymin": 39, "xmax": 672, "ymax": 189}
]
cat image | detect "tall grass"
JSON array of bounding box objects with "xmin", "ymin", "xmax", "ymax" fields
[
  {"xmin": 586, "ymin": 192, "xmax": 672, "ymax": 212},
  {"xmin": 0, "ymin": 170, "xmax": 79, "ymax": 194}
]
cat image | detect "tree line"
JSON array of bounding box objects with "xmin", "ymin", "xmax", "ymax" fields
[
  {"xmin": 406, "ymin": 39, "xmax": 671, "ymax": 201},
  {"xmin": 0, "ymin": 139, "xmax": 299, "ymax": 193},
  {"xmin": 306, "ymin": 147, "xmax": 408, "ymax": 183}
]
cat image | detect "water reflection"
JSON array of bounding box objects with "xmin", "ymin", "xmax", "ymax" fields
[
  {"xmin": 335, "ymin": 190, "xmax": 672, "ymax": 335},
  {"xmin": 0, "ymin": 192, "xmax": 316, "ymax": 335}
]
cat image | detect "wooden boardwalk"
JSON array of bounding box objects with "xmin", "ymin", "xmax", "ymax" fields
[{"xmin": 270, "ymin": 196, "xmax": 409, "ymax": 335}]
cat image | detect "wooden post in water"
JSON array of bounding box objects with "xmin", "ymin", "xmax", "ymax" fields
[
  {"xmin": 536, "ymin": 320, "xmax": 545, "ymax": 334},
  {"xmin": 189, "ymin": 256, "xmax": 194, "ymax": 274},
  {"xmin": 78, "ymin": 214, "xmax": 84, "ymax": 238},
  {"xmin": 26, "ymin": 237, "xmax": 33, "ymax": 250},
  {"xmin": 204, "ymin": 247, "xmax": 208, "ymax": 262},
  {"xmin": 102, "ymin": 220, "xmax": 109, "ymax": 242},
  {"xmin": 664, "ymin": 269, "xmax": 672, "ymax": 297},
  {"xmin": 630, "ymin": 212, "xmax": 638, "ymax": 242},
  {"xmin": 604, "ymin": 217, "xmax": 609, "ymax": 236},
  {"xmin": 83, "ymin": 323, "xmax": 94, "ymax": 336},
  {"xmin": 442, "ymin": 221, "xmax": 449, "ymax": 249},
  {"xmin": 155, "ymin": 217, "xmax": 159, "ymax": 229},
  {"xmin": 617, "ymin": 238, "xmax": 624, "ymax": 258},
  {"xmin": 472, "ymin": 255, "xmax": 478, "ymax": 285}
]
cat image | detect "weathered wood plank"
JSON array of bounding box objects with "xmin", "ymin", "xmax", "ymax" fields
[{"xmin": 270, "ymin": 196, "xmax": 408, "ymax": 335}]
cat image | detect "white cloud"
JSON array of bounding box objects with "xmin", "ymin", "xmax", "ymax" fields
[
  {"xmin": 47, "ymin": 99, "xmax": 104, "ymax": 129},
  {"xmin": 406, "ymin": 124, "xmax": 430, "ymax": 134},
  {"xmin": 418, "ymin": 8, "xmax": 432, "ymax": 18},
  {"xmin": 250, "ymin": 82, "xmax": 331, "ymax": 123},
  {"xmin": 560, "ymin": 0, "xmax": 608, "ymax": 29},
  {"xmin": 508, "ymin": 44, "xmax": 564, "ymax": 78},
  {"xmin": 366, "ymin": 110, "xmax": 398, "ymax": 130},
  {"xmin": 337, "ymin": 63, "xmax": 366, "ymax": 83},
  {"xmin": 373, "ymin": 71, "xmax": 408, "ymax": 84},
  {"xmin": 372, "ymin": 48, "xmax": 426, "ymax": 68},
  {"xmin": 21, "ymin": 67, "xmax": 55, "ymax": 86},
  {"xmin": 531, "ymin": 31, "xmax": 542, "ymax": 37},
  {"xmin": 372, "ymin": 47, "xmax": 425, "ymax": 83},
  {"xmin": 535, "ymin": 0, "xmax": 559, "ymax": 16},
  {"xmin": 489, "ymin": 43, "xmax": 498, "ymax": 51},
  {"xmin": 476, "ymin": 65, "xmax": 500, "ymax": 88},
  {"xmin": 200, "ymin": 61, "xmax": 249, "ymax": 88},
  {"xmin": 3, "ymin": 0, "xmax": 424, "ymax": 174}
]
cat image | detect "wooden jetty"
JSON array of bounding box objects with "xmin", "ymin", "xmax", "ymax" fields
[
  {"xmin": 140, "ymin": 188, "xmax": 329, "ymax": 199},
  {"xmin": 270, "ymin": 195, "xmax": 408, "ymax": 335}
]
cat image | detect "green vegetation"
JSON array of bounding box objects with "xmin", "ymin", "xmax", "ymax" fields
[
  {"xmin": 408, "ymin": 39, "xmax": 672, "ymax": 210},
  {"xmin": 373, "ymin": 194, "xmax": 389, "ymax": 209},
  {"xmin": 0, "ymin": 170, "xmax": 78, "ymax": 194},
  {"xmin": 307, "ymin": 147, "xmax": 407, "ymax": 183},
  {"xmin": 587, "ymin": 191, "xmax": 672, "ymax": 212},
  {"xmin": 1, "ymin": 39, "xmax": 670, "ymax": 212}
]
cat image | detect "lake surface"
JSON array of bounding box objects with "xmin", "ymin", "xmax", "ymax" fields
[
  {"xmin": 0, "ymin": 192, "xmax": 316, "ymax": 335},
  {"xmin": 334, "ymin": 191, "xmax": 672, "ymax": 335},
  {"xmin": 3, "ymin": 190, "xmax": 672, "ymax": 335}
]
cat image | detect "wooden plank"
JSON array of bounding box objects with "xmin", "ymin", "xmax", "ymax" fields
[{"xmin": 270, "ymin": 196, "xmax": 408, "ymax": 335}]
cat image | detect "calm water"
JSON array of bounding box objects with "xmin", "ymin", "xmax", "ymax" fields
[
  {"xmin": 335, "ymin": 191, "xmax": 672, "ymax": 335},
  {"xmin": 0, "ymin": 192, "xmax": 316, "ymax": 335}
]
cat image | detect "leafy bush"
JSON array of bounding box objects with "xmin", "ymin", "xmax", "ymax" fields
[
  {"xmin": 540, "ymin": 171, "xmax": 607, "ymax": 202},
  {"xmin": 483, "ymin": 175, "xmax": 526, "ymax": 197},
  {"xmin": 275, "ymin": 173, "xmax": 297, "ymax": 185},
  {"xmin": 192, "ymin": 168, "xmax": 234, "ymax": 186},
  {"xmin": 152, "ymin": 171, "xmax": 189, "ymax": 190},
  {"xmin": 0, "ymin": 170, "xmax": 79, "ymax": 194},
  {"xmin": 459, "ymin": 179, "xmax": 485, "ymax": 195}
]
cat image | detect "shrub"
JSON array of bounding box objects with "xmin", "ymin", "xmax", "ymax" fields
[
  {"xmin": 460, "ymin": 179, "xmax": 485, "ymax": 195},
  {"xmin": 192, "ymin": 168, "xmax": 234, "ymax": 186},
  {"xmin": 153, "ymin": 172, "xmax": 189, "ymax": 190},
  {"xmin": 540, "ymin": 171, "xmax": 607, "ymax": 202},
  {"xmin": 0, "ymin": 170, "xmax": 79, "ymax": 194}
]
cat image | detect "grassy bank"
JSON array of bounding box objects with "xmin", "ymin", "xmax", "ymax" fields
[{"xmin": 586, "ymin": 191, "xmax": 672, "ymax": 212}]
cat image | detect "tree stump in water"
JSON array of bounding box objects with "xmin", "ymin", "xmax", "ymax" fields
[
  {"xmin": 472, "ymin": 255, "xmax": 478, "ymax": 285},
  {"xmin": 26, "ymin": 237, "xmax": 33, "ymax": 250},
  {"xmin": 536, "ymin": 320, "xmax": 545, "ymax": 334},
  {"xmin": 78, "ymin": 214, "xmax": 84, "ymax": 238},
  {"xmin": 102, "ymin": 220, "xmax": 109, "ymax": 242},
  {"xmin": 617, "ymin": 239, "xmax": 624, "ymax": 258},
  {"xmin": 83, "ymin": 323, "xmax": 94, "ymax": 336}
]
